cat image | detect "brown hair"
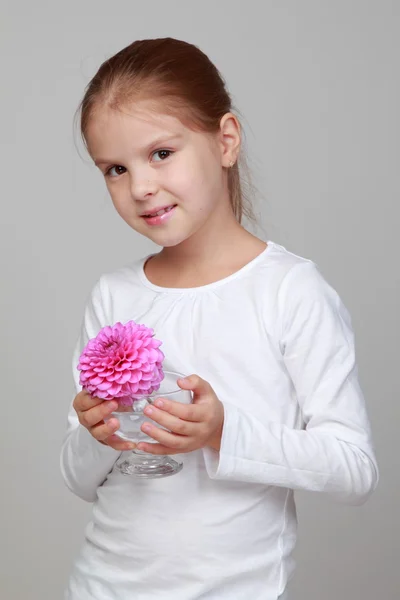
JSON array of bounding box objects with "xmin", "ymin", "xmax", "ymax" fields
[{"xmin": 77, "ymin": 37, "xmax": 254, "ymax": 223}]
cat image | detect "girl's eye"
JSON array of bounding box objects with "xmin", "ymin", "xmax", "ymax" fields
[
  {"xmin": 104, "ymin": 150, "xmax": 172, "ymax": 177},
  {"xmin": 106, "ymin": 165, "xmax": 126, "ymax": 178},
  {"xmin": 152, "ymin": 149, "xmax": 172, "ymax": 162}
]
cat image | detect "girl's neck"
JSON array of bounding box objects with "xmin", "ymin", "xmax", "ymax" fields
[{"xmin": 144, "ymin": 213, "xmax": 267, "ymax": 289}]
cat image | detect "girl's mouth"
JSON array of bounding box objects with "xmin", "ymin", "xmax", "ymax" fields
[{"xmin": 141, "ymin": 204, "xmax": 178, "ymax": 226}]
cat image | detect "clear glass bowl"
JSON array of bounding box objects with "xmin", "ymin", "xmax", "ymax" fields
[{"xmin": 107, "ymin": 371, "xmax": 192, "ymax": 478}]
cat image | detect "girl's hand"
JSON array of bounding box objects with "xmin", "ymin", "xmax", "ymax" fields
[
  {"xmin": 73, "ymin": 390, "xmax": 136, "ymax": 452},
  {"xmin": 137, "ymin": 375, "xmax": 224, "ymax": 455}
]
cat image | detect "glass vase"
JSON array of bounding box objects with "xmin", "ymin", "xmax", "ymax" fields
[{"xmin": 107, "ymin": 371, "xmax": 192, "ymax": 478}]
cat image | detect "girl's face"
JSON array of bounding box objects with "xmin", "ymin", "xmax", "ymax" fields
[{"xmin": 86, "ymin": 101, "xmax": 236, "ymax": 248}]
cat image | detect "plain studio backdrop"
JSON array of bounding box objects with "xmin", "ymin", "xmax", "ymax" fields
[{"xmin": 1, "ymin": 1, "xmax": 399, "ymax": 598}]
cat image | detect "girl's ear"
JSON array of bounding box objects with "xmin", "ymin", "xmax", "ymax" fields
[{"xmin": 218, "ymin": 112, "xmax": 241, "ymax": 168}]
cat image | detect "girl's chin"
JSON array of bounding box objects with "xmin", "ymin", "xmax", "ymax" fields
[
  {"xmin": 122, "ymin": 221, "xmax": 185, "ymax": 247},
  {"xmin": 127, "ymin": 216, "xmax": 198, "ymax": 248},
  {"xmin": 148, "ymin": 232, "xmax": 190, "ymax": 248}
]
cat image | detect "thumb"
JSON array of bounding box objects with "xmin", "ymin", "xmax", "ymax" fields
[{"xmin": 177, "ymin": 374, "xmax": 210, "ymax": 397}]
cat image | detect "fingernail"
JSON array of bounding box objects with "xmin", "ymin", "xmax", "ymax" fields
[
  {"xmin": 144, "ymin": 406, "xmax": 153, "ymax": 415},
  {"xmin": 142, "ymin": 424, "xmax": 151, "ymax": 432},
  {"xmin": 155, "ymin": 399, "xmax": 164, "ymax": 408}
]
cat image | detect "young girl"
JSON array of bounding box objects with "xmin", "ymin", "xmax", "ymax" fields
[{"xmin": 61, "ymin": 37, "xmax": 378, "ymax": 600}]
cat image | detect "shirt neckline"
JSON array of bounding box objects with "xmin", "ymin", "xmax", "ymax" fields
[{"xmin": 137, "ymin": 240, "xmax": 275, "ymax": 293}]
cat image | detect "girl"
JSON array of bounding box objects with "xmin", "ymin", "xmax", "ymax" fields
[{"xmin": 61, "ymin": 37, "xmax": 378, "ymax": 600}]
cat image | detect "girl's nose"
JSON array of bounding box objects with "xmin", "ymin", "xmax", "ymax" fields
[{"xmin": 130, "ymin": 173, "xmax": 159, "ymax": 201}]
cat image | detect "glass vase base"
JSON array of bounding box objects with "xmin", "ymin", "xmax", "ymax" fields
[{"xmin": 116, "ymin": 451, "xmax": 183, "ymax": 478}]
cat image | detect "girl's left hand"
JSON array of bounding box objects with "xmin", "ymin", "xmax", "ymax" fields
[{"xmin": 136, "ymin": 375, "xmax": 224, "ymax": 455}]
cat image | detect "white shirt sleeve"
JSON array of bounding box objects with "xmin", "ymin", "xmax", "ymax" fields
[
  {"xmin": 203, "ymin": 262, "xmax": 379, "ymax": 505},
  {"xmin": 60, "ymin": 276, "xmax": 121, "ymax": 502}
]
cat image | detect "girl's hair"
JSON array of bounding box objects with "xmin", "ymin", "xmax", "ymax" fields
[{"xmin": 77, "ymin": 37, "xmax": 255, "ymax": 224}]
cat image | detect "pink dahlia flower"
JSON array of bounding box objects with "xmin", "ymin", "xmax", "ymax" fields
[{"xmin": 77, "ymin": 321, "xmax": 164, "ymax": 405}]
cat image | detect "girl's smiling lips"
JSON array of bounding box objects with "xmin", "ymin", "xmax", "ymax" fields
[
  {"xmin": 140, "ymin": 204, "xmax": 178, "ymax": 226},
  {"xmin": 140, "ymin": 204, "xmax": 177, "ymax": 217}
]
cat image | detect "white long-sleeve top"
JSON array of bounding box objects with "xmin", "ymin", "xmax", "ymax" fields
[{"xmin": 60, "ymin": 241, "xmax": 378, "ymax": 600}]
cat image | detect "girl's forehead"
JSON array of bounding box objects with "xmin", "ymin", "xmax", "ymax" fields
[{"xmin": 89, "ymin": 101, "xmax": 187, "ymax": 138}]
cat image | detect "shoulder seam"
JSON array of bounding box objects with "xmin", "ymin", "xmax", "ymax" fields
[{"xmin": 276, "ymin": 260, "xmax": 319, "ymax": 343}]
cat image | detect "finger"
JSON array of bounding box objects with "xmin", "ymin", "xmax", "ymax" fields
[
  {"xmin": 150, "ymin": 397, "xmax": 204, "ymax": 422},
  {"xmin": 90, "ymin": 417, "xmax": 121, "ymax": 442},
  {"xmin": 80, "ymin": 400, "xmax": 119, "ymax": 429},
  {"xmin": 176, "ymin": 374, "xmax": 211, "ymax": 397},
  {"xmin": 75, "ymin": 390, "xmax": 104, "ymax": 412},
  {"xmin": 140, "ymin": 421, "xmax": 188, "ymax": 450},
  {"xmin": 143, "ymin": 405, "xmax": 197, "ymax": 435},
  {"xmin": 136, "ymin": 442, "xmax": 183, "ymax": 456},
  {"xmin": 103, "ymin": 434, "xmax": 137, "ymax": 451}
]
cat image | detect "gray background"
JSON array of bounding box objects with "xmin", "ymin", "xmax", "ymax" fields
[{"xmin": 1, "ymin": 1, "xmax": 399, "ymax": 598}]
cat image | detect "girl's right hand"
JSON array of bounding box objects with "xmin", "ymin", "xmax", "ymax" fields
[{"xmin": 73, "ymin": 390, "xmax": 136, "ymax": 451}]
